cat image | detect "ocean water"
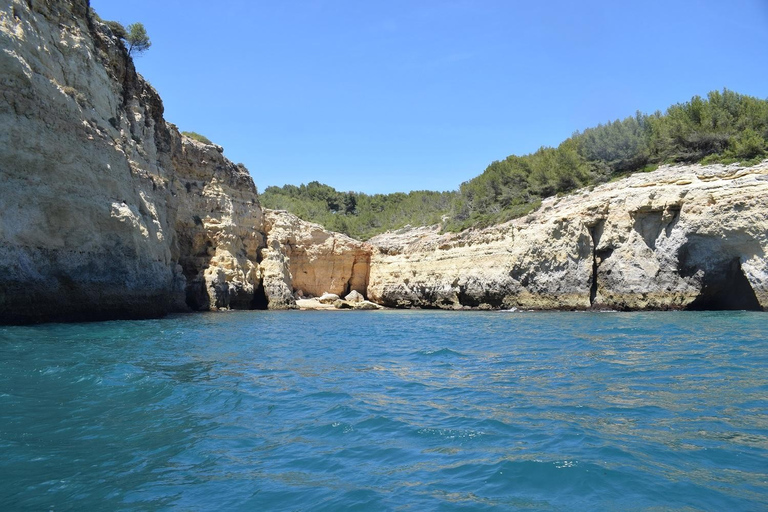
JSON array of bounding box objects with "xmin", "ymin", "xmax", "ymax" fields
[{"xmin": 0, "ymin": 310, "xmax": 766, "ymax": 511}]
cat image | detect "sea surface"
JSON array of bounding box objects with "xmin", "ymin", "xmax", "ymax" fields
[{"xmin": 1, "ymin": 310, "xmax": 766, "ymax": 511}]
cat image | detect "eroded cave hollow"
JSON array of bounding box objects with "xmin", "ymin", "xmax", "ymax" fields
[
  {"xmin": 251, "ymin": 283, "xmax": 269, "ymax": 310},
  {"xmin": 685, "ymin": 258, "xmax": 762, "ymax": 311}
]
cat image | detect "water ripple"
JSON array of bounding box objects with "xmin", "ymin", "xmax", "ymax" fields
[{"xmin": 0, "ymin": 311, "xmax": 766, "ymax": 510}]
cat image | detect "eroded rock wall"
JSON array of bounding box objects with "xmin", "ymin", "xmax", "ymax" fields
[
  {"xmin": 170, "ymin": 136, "xmax": 265, "ymax": 311},
  {"xmin": 0, "ymin": 0, "xmax": 266, "ymax": 322},
  {"xmin": 0, "ymin": 0, "xmax": 179, "ymax": 322},
  {"xmin": 260, "ymin": 210, "xmax": 372, "ymax": 309},
  {"xmin": 2, "ymin": 1, "xmax": 766, "ymax": 321},
  {"xmin": 368, "ymin": 163, "xmax": 768, "ymax": 311}
]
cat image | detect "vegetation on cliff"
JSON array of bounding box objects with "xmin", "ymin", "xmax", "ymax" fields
[
  {"xmin": 87, "ymin": 10, "xmax": 151, "ymax": 57},
  {"xmin": 261, "ymin": 183, "xmax": 455, "ymax": 240},
  {"xmin": 262, "ymin": 89, "xmax": 768, "ymax": 239},
  {"xmin": 182, "ymin": 131, "xmax": 214, "ymax": 145}
]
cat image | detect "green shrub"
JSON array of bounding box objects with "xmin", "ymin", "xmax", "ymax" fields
[
  {"xmin": 182, "ymin": 131, "xmax": 213, "ymax": 145},
  {"xmin": 728, "ymin": 128, "xmax": 766, "ymax": 160},
  {"xmin": 126, "ymin": 22, "xmax": 151, "ymax": 56}
]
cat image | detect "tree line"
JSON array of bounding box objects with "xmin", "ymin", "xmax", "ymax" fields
[
  {"xmin": 261, "ymin": 89, "xmax": 768, "ymax": 239},
  {"xmin": 260, "ymin": 182, "xmax": 455, "ymax": 240}
]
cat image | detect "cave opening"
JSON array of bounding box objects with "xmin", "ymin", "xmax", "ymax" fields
[
  {"xmin": 588, "ymin": 220, "xmax": 605, "ymax": 306},
  {"xmin": 250, "ymin": 282, "xmax": 268, "ymax": 310},
  {"xmin": 685, "ymin": 258, "xmax": 762, "ymax": 311},
  {"xmin": 185, "ymin": 281, "xmax": 209, "ymax": 311}
]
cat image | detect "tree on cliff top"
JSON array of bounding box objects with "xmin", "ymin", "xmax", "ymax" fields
[{"xmin": 126, "ymin": 22, "xmax": 151, "ymax": 56}]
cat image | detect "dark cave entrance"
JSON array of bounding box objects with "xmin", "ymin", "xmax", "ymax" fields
[
  {"xmin": 685, "ymin": 258, "xmax": 762, "ymax": 311},
  {"xmin": 588, "ymin": 220, "xmax": 607, "ymax": 307},
  {"xmin": 185, "ymin": 280, "xmax": 209, "ymax": 311},
  {"xmin": 250, "ymin": 282, "xmax": 269, "ymax": 310}
]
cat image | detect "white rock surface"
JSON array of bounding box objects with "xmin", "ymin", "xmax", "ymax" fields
[{"xmin": 345, "ymin": 290, "xmax": 364, "ymax": 302}]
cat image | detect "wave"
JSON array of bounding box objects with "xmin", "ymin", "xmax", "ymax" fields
[{"xmin": 413, "ymin": 348, "xmax": 467, "ymax": 358}]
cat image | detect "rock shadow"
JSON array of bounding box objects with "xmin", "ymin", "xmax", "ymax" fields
[
  {"xmin": 632, "ymin": 206, "xmax": 681, "ymax": 250},
  {"xmin": 251, "ymin": 282, "xmax": 269, "ymax": 310},
  {"xmin": 684, "ymin": 257, "xmax": 762, "ymax": 311}
]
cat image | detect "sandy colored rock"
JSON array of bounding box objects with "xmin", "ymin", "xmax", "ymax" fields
[
  {"xmin": 0, "ymin": 0, "xmax": 181, "ymax": 322},
  {"xmin": 171, "ymin": 135, "xmax": 265, "ymax": 311},
  {"xmin": 260, "ymin": 210, "xmax": 372, "ymax": 309},
  {"xmin": 368, "ymin": 162, "xmax": 768, "ymax": 311}
]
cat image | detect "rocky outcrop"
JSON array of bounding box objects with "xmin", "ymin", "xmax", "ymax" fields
[
  {"xmin": 1, "ymin": 0, "xmax": 176, "ymax": 322},
  {"xmin": 367, "ymin": 163, "xmax": 768, "ymax": 311},
  {"xmin": 170, "ymin": 136, "xmax": 265, "ymax": 311},
  {"xmin": 260, "ymin": 210, "xmax": 372, "ymax": 308},
  {"xmin": 0, "ymin": 0, "xmax": 266, "ymax": 322}
]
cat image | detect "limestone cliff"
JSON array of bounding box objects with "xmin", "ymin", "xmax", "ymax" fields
[
  {"xmin": 367, "ymin": 163, "xmax": 768, "ymax": 311},
  {"xmin": 260, "ymin": 210, "xmax": 372, "ymax": 309},
  {"xmin": 170, "ymin": 136, "xmax": 265, "ymax": 311},
  {"xmin": 0, "ymin": 0, "xmax": 266, "ymax": 322}
]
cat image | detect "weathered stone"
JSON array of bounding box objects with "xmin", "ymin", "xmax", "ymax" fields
[
  {"xmin": 345, "ymin": 290, "xmax": 364, "ymax": 302},
  {"xmin": 171, "ymin": 135, "xmax": 265, "ymax": 311},
  {"xmin": 367, "ymin": 163, "xmax": 768, "ymax": 311},
  {"xmin": 0, "ymin": 0, "xmax": 267, "ymax": 322},
  {"xmin": 319, "ymin": 293, "xmax": 341, "ymax": 304},
  {"xmin": 333, "ymin": 299, "xmax": 353, "ymax": 309},
  {"xmin": 260, "ymin": 210, "xmax": 372, "ymax": 307},
  {"xmin": 353, "ymin": 300, "xmax": 381, "ymax": 310}
]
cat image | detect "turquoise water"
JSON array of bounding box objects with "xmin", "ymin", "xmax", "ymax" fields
[{"xmin": 1, "ymin": 311, "xmax": 767, "ymax": 511}]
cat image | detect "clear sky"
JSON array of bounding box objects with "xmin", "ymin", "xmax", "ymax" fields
[{"xmin": 90, "ymin": 0, "xmax": 768, "ymax": 194}]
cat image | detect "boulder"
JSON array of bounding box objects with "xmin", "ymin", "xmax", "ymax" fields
[
  {"xmin": 354, "ymin": 300, "xmax": 382, "ymax": 310},
  {"xmin": 334, "ymin": 299, "xmax": 354, "ymax": 309},
  {"xmin": 318, "ymin": 292, "xmax": 341, "ymax": 304},
  {"xmin": 345, "ymin": 290, "xmax": 365, "ymax": 302}
]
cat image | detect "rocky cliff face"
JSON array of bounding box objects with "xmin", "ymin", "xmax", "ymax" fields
[
  {"xmin": 0, "ymin": 0, "xmax": 266, "ymax": 322},
  {"xmin": 170, "ymin": 136, "xmax": 265, "ymax": 311},
  {"xmin": 367, "ymin": 163, "xmax": 768, "ymax": 311},
  {"xmin": 260, "ymin": 210, "xmax": 372, "ymax": 309}
]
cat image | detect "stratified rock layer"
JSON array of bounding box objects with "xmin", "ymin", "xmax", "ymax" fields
[
  {"xmin": 171, "ymin": 137, "xmax": 265, "ymax": 311},
  {"xmin": 367, "ymin": 163, "xmax": 768, "ymax": 311}
]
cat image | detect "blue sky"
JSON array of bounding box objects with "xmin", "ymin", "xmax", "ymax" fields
[{"xmin": 90, "ymin": 0, "xmax": 768, "ymax": 194}]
